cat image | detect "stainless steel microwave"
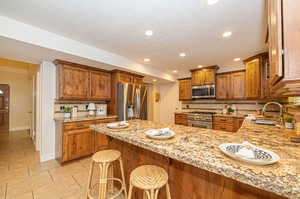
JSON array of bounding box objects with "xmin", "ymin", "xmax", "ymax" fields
[{"xmin": 192, "ymin": 85, "xmax": 215, "ymax": 99}]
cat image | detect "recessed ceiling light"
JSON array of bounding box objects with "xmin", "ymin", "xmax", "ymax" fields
[
  {"xmin": 234, "ymin": 58, "xmax": 241, "ymax": 62},
  {"xmin": 222, "ymin": 31, "xmax": 232, "ymax": 38},
  {"xmin": 144, "ymin": 58, "xmax": 150, "ymax": 62},
  {"xmin": 179, "ymin": 53, "xmax": 186, "ymax": 57},
  {"xmin": 153, "ymin": 79, "xmax": 157, "ymax": 82},
  {"xmin": 198, "ymin": 65, "xmax": 203, "ymax": 68},
  {"xmin": 173, "ymin": 70, "xmax": 178, "ymax": 73},
  {"xmin": 145, "ymin": 30, "xmax": 153, "ymax": 36},
  {"xmin": 207, "ymin": 0, "xmax": 219, "ymax": 5}
]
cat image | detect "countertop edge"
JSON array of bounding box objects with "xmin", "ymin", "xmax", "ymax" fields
[{"xmin": 91, "ymin": 123, "xmax": 298, "ymax": 199}]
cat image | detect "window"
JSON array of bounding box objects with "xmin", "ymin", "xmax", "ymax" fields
[{"xmin": 0, "ymin": 90, "xmax": 3, "ymax": 94}]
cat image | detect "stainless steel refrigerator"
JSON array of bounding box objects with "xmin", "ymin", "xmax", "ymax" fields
[{"xmin": 117, "ymin": 83, "xmax": 148, "ymax": 121}]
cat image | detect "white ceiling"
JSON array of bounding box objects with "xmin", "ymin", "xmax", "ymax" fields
[{"xmin": 0, "ymin": 0, "xmax": 267, "ymax": 76}]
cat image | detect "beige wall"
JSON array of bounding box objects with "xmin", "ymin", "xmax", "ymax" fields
[{"xmin": 0, "ymin": 58, "xmax": 38, "ymax": 131}]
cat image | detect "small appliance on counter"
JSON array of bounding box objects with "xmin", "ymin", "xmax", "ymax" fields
[
  {"xmin": 87, "ymin": 103, "xmax": 96, "ymax": 116},
  {"xmin": 96, "ymin": 104, "xmax": 107, "ymax": 116},
  {"xmin": 71, "ymin": 106, "xmax": 78, "ymax": 118}
]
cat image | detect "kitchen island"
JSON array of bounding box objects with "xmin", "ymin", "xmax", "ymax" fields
[{"xmin": 91, "ymin": 120, "xmax": 300, "ymax": 199}]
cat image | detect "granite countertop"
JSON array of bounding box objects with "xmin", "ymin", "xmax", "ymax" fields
[
  {"xmin": 54, "ymin": 115, "xmax": 117, "ymax": 123},
  {"xmin": 175, "ymin": 112, "xmax": 246, "ymax": 118},
  {"xmin": 91, "ymin": 120, "xmax": 300, "ymax": 199}
]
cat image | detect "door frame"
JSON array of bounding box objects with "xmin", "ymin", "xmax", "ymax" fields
[{"xmin": 0, "ymin": 84, "xmax": 10, "ymax": 132}]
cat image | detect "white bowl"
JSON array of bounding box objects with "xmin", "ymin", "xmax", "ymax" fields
[
  {"xmin": 145, "ymin": 129, "xmax": 175, "ymax": 140},
  {"xmin": 219, "ymin": 142, "xmax": 280, "ymax": 165},
  {"xmin": 106, "ymin": 121, "xmax": 129, "ymax": 129}
]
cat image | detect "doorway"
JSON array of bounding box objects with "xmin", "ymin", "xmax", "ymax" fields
[{"xmin": 0, "ymin": 84, "xmax": 9, "ymax": 133}]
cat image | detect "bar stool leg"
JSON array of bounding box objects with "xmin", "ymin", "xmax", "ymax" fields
[
  {"xmin": 98, "ymin": 162, "xmax": 109, "ymax": 199},
  {"xmin": 166, "ymin": 183, "xmax": 171, "ymax": 199},
  {"xmin": 128, "ymin": 183, "xmax": 133, "ymax": 199},
  {"xmin": 107, "ymin": 164, "xmax": 114, "ymax": 193},
  {"xmin": 118, "ymin": 158, "xmax": 127, "ymax": 198},
  {"xmin": 86, "ymin": 160, "xmax": 95, "ymax": 199}
]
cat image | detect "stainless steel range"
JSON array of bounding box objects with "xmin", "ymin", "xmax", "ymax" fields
[{"xmin": 187, "ymin": 112, "xmax": 214, "ymax": 129}]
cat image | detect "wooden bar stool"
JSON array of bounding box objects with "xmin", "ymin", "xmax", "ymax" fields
[
  {"xmin": 128, "ymin": 165, "xmax": 171, "ymax": 199},
  {"xmin": 86, "ymin": 150, "xmax": 127, "ymax": 199}
]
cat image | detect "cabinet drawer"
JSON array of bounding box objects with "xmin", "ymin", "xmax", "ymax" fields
[
  {"xmin": 213, "ymin": 116, "xmax": 234, "ymax": 123},
  {"xmin": 63, "ymin": 121, "xmax": 95, "ymax": 130},
  {"xmin": 213, "ymin": 123, "xmax": 234, "ymax": 132},
  {"xmin": 175, "ymin": 113, "xmax": 187, "ymax": 119}
]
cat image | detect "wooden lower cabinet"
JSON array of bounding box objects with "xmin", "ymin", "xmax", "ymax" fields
[
  {"xmin": 213, "ymin": 116, "xmax": 244, "ymax": 132},
  {"xmin": 58, "ymin": 118, "xmax": 117, "ymax": 163},
  {"xmin": 106, "ymin": 137, "xmax": 286, "ymax": 199},
  {"xmin": 94, "ymin": 118, "xmax": 117, "ymax": 152},
  {"xmin": 64, "ymin": 129, "xmax": 94, "ymax": 161},
  {"xmin": 174, "ymin": 113, "xmax": 188, "ymax": 126}
]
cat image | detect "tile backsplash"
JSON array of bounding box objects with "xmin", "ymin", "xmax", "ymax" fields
[{"xmin": 54, "ymin": 101, "xmax": 107, "ymax": 118}]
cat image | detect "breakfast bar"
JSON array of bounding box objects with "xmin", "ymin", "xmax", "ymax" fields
[{"xmin": 91, "ymin": 120, "xmax": 300, "ymax": 199}]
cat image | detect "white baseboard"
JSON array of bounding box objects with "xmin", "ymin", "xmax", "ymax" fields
[
  {"xmin": 40, "ymin": 153, "xmax": 55, "ymax": 162},
  {"xmin": 9, "ymin": 126, "xmax": 30, "ymax": 132}
]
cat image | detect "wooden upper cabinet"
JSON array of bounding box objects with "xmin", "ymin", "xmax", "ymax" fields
[
  {"xmin": 90, "ymin": 71, "xmax": 111, "ymax": 100},
  {"xmin": 191, "ymin": 70, "xmax": 204, "ymax": 86},
  {"xmin": 231, "ymin": 71, "xmax": 245, "ymax": 99},
  {"xmin": 267, "ymin": 0, "xmax": 300, "ymax": 96},
  {"xmin": 268, "ymin": 0, "xmax": 283, "ymax": 85},
  {"xmin": 191, "ymin": 66, "xmax": 218, "ymax": 86},
  {"xmin": 55, "ymin": 60, "xmax": 112, "ymax": 101},
  {"xmin": 245, "ymin": 58, "xmax": 261, "ymax": 99},
  {"xmin": 216, "ymin": 73, "xmax": 231, "ymax": 99},
  {"xmin": 203, "ymin": 69, "xmax": 216, "ymax": 85},
  {"xmin": 216, "ymin": 71, "xmax": 245, "ymax": 100},
  {"xmin": 58, "ymin": 64, "xmax": 90, "ymax": 100},
  {"xmin": 178, "ymin": 78, "xmax": 192, "ymax": 101}
]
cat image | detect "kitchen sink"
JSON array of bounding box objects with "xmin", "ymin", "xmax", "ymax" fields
[{"xmin": 254, "ymin": 120, "xmax": 277, "ymax": 126}]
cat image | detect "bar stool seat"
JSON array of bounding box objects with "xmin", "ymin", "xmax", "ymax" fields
[
  {"xmin": 92, "ymin": 150, "xmax": 121, "ymax": 163},
  {"xmin": 86, "ymin": 149, "xmax": 127, "ymax": 199},
  {"xmin": 128, "ymin": 165, "xmax": 171, "ymax": 199}
]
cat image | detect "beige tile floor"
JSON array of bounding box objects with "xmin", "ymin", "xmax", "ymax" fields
[{"xmin": 0, "ymin": 130, "xmax": 121, "ymax": 199}]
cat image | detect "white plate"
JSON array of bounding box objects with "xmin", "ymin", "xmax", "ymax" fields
[
  {"xmin": 219, "ymin": 142, "xmax": 280, "ymax": 165},
  {"xmin": 106, "ymin": 121, "xmax": 129, "ymax": 129},
  {"xmin": 145, "ymin": 129, "xmax": 175, "ymax": 140}
]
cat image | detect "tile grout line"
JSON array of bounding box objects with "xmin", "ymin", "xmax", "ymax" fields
[
  {"xmin": 48, "ymin": 170, "xmax": 55, "ymax": 182},
  {"xmin": 71, "ymin": 175, "xmax": 82, "ymax": 188}
]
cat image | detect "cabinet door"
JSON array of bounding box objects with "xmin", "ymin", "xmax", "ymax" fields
[
  {"xmin": 282, "ymin": 0, "xmax": 300, "ymax": 80},
  {"xmin": 94, "ymin": 118, "xmax": 117, "ymax": 152},
  {"xmin": 90, "ymin": 71, "xmax": 111, "ymax": 100},
  {"xmin": 191, "ymin": 71, "xmax": 203, "ymax": 86},
  {"xmin": 66, "ymin": 129, "xmax": 94, "ymax": 161},
  {"xmin": 59, "ymin": 65, "xmax": 90, "ymax": 100},
  {"xmin": 203, "ymin": 69, "xmax": 215, "ymax": 85},
  {"xmin": 245, "ymin": 59, "xmax": 261, "ymax": 99},
  {"xmin": 230, "ymin": 72, "xmax": 245, "ymax": 99},
  {"xmin": 179, "ymin": 79, "xmax": 191, "ymax": 101},
  {"xmin": 133, "ymin": 77, "xmax": 144, "ymax": 85},
  {"xmin": 118, "ymin": 73, "xmax": 132, "ymax": 83},
  {"xmin": 268, "ymin": 0, "xmax": 283, "ymax": 85},
  {"xmin": 216, "ymin": 74, "xmax": 230, "ymax": 99}
]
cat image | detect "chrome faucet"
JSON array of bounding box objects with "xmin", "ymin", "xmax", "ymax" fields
[{"xmin": 262, "ymin": 102, "xmax": 284, "ymax": 125}]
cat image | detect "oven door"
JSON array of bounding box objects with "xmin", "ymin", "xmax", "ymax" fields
[{"xmin": 188, "ymin": 120, "xmax": 212, "ymax": 129}]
